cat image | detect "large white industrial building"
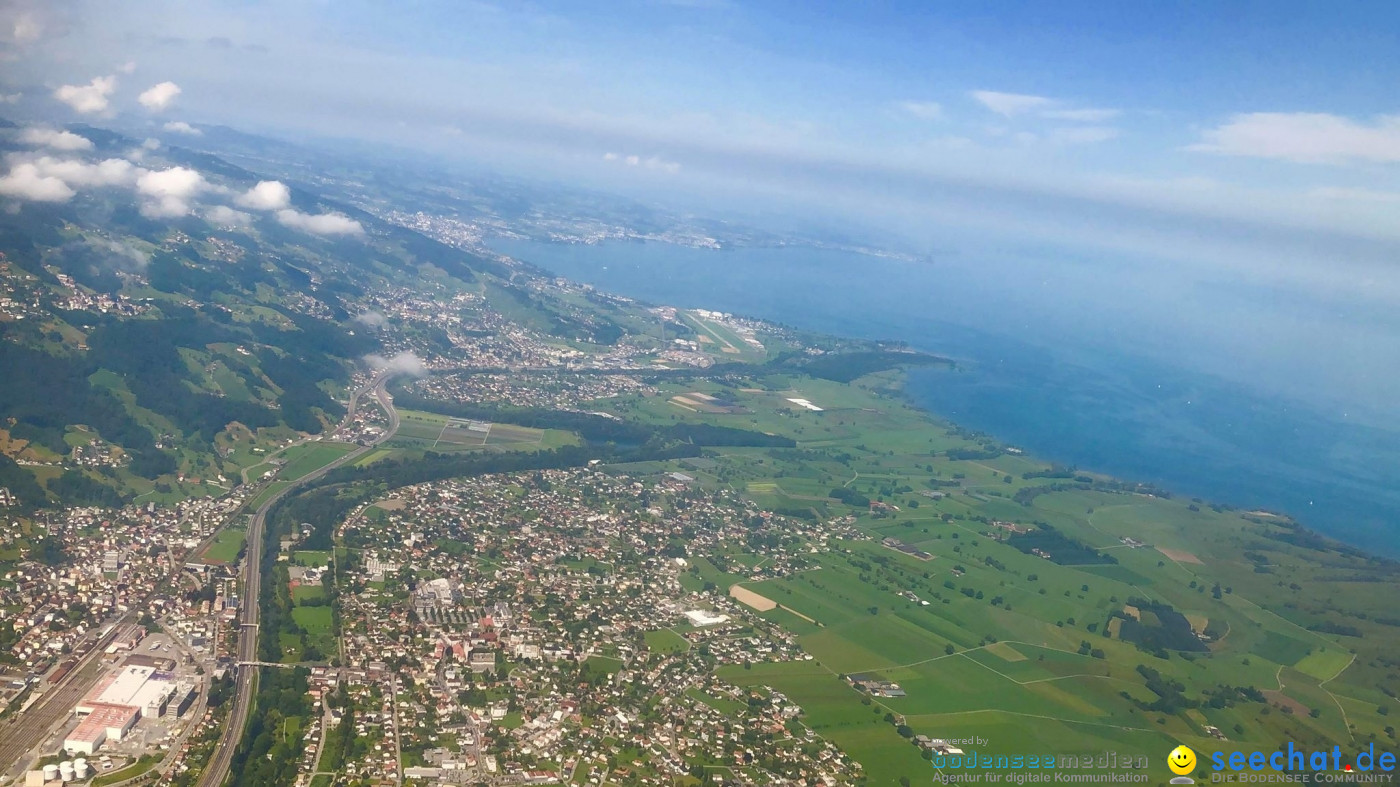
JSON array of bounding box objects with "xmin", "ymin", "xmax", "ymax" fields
[{"xmin": 65, "ymin": 664, "xmax": 192, "ymax": 754}]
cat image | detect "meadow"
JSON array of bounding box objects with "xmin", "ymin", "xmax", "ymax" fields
[
  {"xmin": 601, "ymin": 367, "xmax": 1400, "ymax": 778},
  {"xmin": 275, "ymin": 441, "xmax": 358, "ymax": 481},
  {"xmin": 289, "ymin": 604, "xmax": 336, "ymax": 662},
  {"xmin": 200, "ymin": 526, "xmax": 247, "ymax": 564},
  {"xmin": 348, "ymin": 352, "xmax": 1399, "ymax": 782}
]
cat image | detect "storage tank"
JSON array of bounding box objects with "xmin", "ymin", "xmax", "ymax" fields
[
  {"xmin": 74, "ymin": 759, "xmax": 90, "ymax": 779},
  {"xmin": 42, "ymin": 763, "xmax": 59, "ymax": 782},
  {"xmin": 59, "ymin": 760, "xmax": 74, "ymax": 781}
]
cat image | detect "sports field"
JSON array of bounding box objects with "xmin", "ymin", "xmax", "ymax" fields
[
  {"xmin": 290, "ymin": 605, "xmax": 336, "ymax": 662},
  {"xmin": 729, "ymin": 584, "xmax": 777, "ymax": 611},
  {"xmin": 291, "ymin": 584, "xmax": 326, "ymax": 603},
  {"xmin": 292, "ymin": 605, "xmax": 333, "ymax": 634}
]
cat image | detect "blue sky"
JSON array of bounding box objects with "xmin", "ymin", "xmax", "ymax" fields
[
  {"xmin": 4, "ymin": 0, "xmax": 1400, "ymax": 420},
  {"xmin": 9, "ymin": 2, "xmax": 1398, "ymax": 187}
]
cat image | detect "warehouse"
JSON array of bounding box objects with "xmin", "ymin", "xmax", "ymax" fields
[
  {"xmin": 64, "ymin": 702, "xmax": 139, "ymax": 755},
  {"xmin": 76, "ymin": 665, "xmax": 178, "ymax": 719}
]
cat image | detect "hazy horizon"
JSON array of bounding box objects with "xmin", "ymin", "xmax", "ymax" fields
[{"xmin": 4, "ymin": 0, "xmax": 1400, "ymax": 424}]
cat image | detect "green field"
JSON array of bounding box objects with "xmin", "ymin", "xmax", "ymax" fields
[
  {"xmin": 591, "ymin": 364, "xmax": 1400, "ymax": 780},
  {"xmin": 290, "ymin": 604, "xmax": 336, "ymax": 662},
  {"xmin": 1294, "ymin": 648, "xmax": 1353, "ymax": 681},
  {"xmin": 292, "ymin": 605, "xmax": 334, "ymax": 633},
  {"xmin": 644, "ymin": 628, "xmax": 691, "ymax": 654},
  {"xmin": 249, "ymin": 479, "xmax": 290, "ymax": 509},
  {"xmin": 92, "ymin": 755, "xmax": 160, "ymax": 787},
  {"xmin": 276, "ymin": 441, "xmax": 358, "ymax": 481},
  {"xmin": 685, "ymin": 687, "xmax": 746, "ymax": 716},
  {"xmin": 352, "ymin": 447, "xmax": 396, "ymax": 467},
  {"xmin": 200, "ymin": 527, "xmax": 247, "ymax": 564},
  {"xmin": 289, "ymin": 344, "xmax": 1400, "ymax": 784},
  {"xmin": 388, "ymin": 409, "xmax": 575, "ymax": 453}
]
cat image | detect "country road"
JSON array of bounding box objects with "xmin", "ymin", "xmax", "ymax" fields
[{"xmin": 196, "ymin": 372, "xmax": 399, "ymax": 787}]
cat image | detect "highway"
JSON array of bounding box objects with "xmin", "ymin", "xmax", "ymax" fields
[{"xmin": 196, "ymin": 372, "xmax": 399, "ymax": 787}]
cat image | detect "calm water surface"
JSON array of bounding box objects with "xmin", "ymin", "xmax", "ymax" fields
[{"xmin": 491, "ymin": 238, "xmax": 1400, "ymax": 554}]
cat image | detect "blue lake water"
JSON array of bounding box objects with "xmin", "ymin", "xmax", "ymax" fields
[{"xmin": 490, "ymin": 238, "xmax": 1400, "ymax": 555}]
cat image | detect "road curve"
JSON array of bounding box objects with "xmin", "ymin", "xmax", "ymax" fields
[{"xmin": 197, "ymin": 372, "xmax": 399, "ymax": 787}]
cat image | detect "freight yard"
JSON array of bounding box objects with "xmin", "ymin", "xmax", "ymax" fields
[{"xmin": 10, "ymin": 628, "xmax": 207, "ymax": 786}]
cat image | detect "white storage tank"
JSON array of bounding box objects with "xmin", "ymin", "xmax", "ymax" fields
[
  {"xmin": 74, "ymin": 759, "xmax": 90, "ymax": 779},
  {"xmin": 59, "ymin": 760, "xmax": 75, "ymax": 781},
  {"xmin": 42, "ymin": 763, "xmax": 59, "ymax": 782}
]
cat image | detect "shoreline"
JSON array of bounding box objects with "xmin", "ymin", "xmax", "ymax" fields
[
  {"xmin": 486, "ymin": 236, "xmax": 1398, "ymax": 562},
  {"xmin": 880, "ymin": 365, "xmax": 1394, "ymax": 565}
]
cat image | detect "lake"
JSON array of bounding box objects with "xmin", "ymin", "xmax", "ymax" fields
[{"xmin": 490, "ymin": 238, "xmax": 1400, "ymax": 555}]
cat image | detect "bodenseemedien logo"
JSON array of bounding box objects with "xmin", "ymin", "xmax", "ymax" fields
[{"xmin": 929, "ymin": 749, "xmax": 1151, "ymax": 782}]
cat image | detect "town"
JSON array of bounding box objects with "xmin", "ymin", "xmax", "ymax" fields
[{"xmin": 290, "ymin": 468, "xmax": 863, "ymax": 785}]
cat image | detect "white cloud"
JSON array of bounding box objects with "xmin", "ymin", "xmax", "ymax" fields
[
  {"xmin": 142, "ymin": 138, "xmax": 161, "ymax": 150},
  {"xmin": 29, "ymin": 156, "xmax": 139, "ymax": 188},
  {"xmin": 898, "ymin": 100, "xmax": 944, "ymax": 121},
  {"xmin": 1190, "ymin": 112, "xmax": 1400, "ymax": 164},
  {"xmin": 276, "ymin": 208, "xmax": 364, "ymax": 236},
  {"xmin": 54, "ymin": 76, "xmax": 116, "ymax": 114},
  {"xmin": 235, "ymin": 180, "xmax": 291, "ymax": 210},
  {"xmin": 138, "ymin": 81, "xmax": 181, "ymax": 111},
  {"xmin": 643, "ymin": 156, "xmax": 680, "ymax": 173},
  {"xmin": 102, "ymin": 239, "xmax": 149, "ymax": 269},
  {"xmin": 0, "ymin": 93, "xmax": 21, "ymax": 104},
  {"xmin": 1, "ymin": 3, "xmax": 74, "ymax": 48},
  {"xmin": 18, "ymin": 127, "xmax": 93, "ymax": 151},
  {"xmin": 139, "ymin": 197, "xmax": 192, "ymax": 219},
  {"xmin": 354, "ymin": 311, "xmax": 388, "ymax": 328},
  {"xmin": 971, "ymin": 90, "xmax": 1053, "ymax": 117},
  {"xmin": 1047, "ymin": 126, "xmax": 1120, "ymax": 145},
  {"xmin": 162, "ymin": 121, "xmax": 201, "ymax": 135},
  {"xmin": 967, "ymin": 91, "xmax": 1121, "ymax": 145},
  {"xmin": 1042, "ymin": 107, "xmax": 1121, "ymax": 122},
  {"xmin": 605, "ymin": 152, "xmax": 680, "ymax": 174},
  {"xmin": 137, "ymin": 167, "xmax": 204, "ymax": 199},
  {"xmin": 364, "ymin": 351, "xmax": 426, "ymax": 377},
  {"xmin": 11, "ymin": 11, "xmax": 41, "ymax": 42},
  {"xmin": 0, "ymin": 162, "xmax": 75, "ymax": 202},
  {"xmin": 136, "ymin": 166, "xmax": 205, "ymax": 217},
  {"xmin": 118, "ymin": 61, "xmax": 137, "ymax": 74},
  {"xmin": 204, "ymin": 205, "xmax": 254, "ymax": 226}
]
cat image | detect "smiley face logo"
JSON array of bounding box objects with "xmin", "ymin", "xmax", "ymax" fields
[{"xmin": 1168, "ymin": 745, "xmax": 1196, "ymax": 776}]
